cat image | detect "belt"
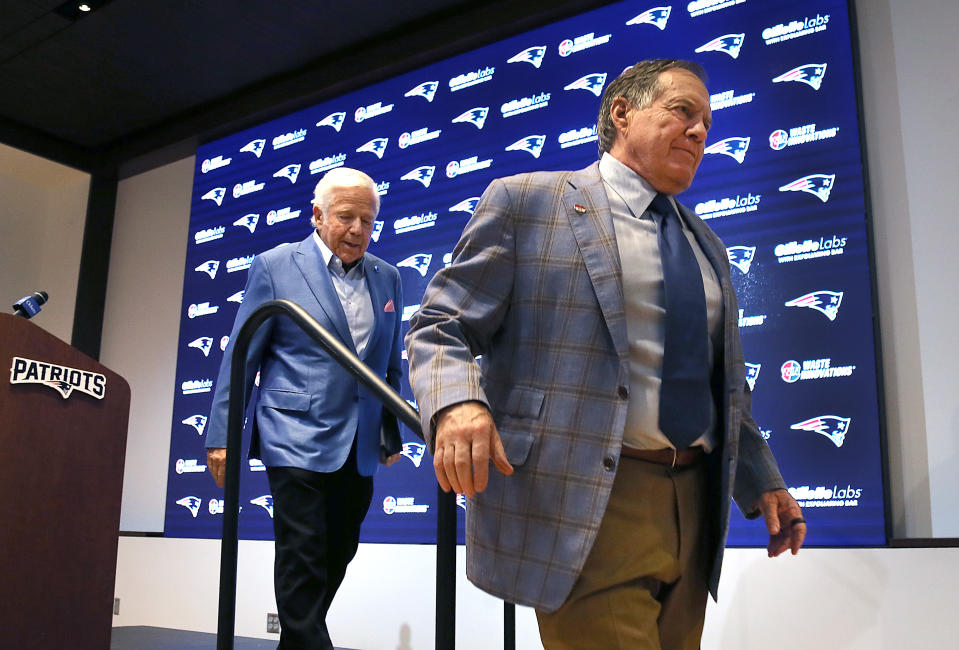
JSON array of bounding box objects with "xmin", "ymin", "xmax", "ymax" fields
[{"xmin": 620, "ymin": 445, "xmax": 705, "ymax": 468}]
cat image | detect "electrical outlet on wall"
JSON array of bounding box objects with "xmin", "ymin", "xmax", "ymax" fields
[
  {"xmin": 113, "ymin": 598, "xmax": 120, "ymax": 615},
  {"xmin": 267, "ymin": 613, "xmax": 279, "ymax": 634}
]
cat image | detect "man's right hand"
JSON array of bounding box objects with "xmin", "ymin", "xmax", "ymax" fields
[
  {"xmin": 433, "ymin": 401, "xmax": 513, "ymax": 497},
  {"xmin": 207, "ymin": 447, "xmax": 226, "ymax": 488}
]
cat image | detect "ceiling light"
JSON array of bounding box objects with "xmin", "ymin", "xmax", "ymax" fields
[{"xmin": 78, "ymin": 3, "xmax": 92, "ymax": 11}]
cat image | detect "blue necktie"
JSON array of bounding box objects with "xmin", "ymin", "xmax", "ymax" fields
[{"xmin": 646, "ymin": 193, "xmax": 712, "ymax": 449}]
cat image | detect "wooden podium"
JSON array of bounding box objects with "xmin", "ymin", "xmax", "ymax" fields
[{"xmin": 0, "ymin": 313, "xmax": 130, "ymax": 649}]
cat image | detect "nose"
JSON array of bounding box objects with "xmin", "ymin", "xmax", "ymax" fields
[{"xmin": 687, "ymin": 119, "xmax": 708, "ymax": 142}]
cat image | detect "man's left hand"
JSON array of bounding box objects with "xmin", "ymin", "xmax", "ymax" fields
[
  {"xmin": 383, "ymin": 453, "xmax": 402, "ymax": 466},
  {"xmin": 755, "ymin": 488, "xmax": 806, "ymax": 557}
]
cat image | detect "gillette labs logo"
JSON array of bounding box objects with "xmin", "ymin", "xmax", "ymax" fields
[
  {"xmin": 450, "ymin": 197, "xmax": 480, "ymax": 214},
  {"xmin": 769, "ymin": 124, "xmax": 839, "ymax": 150},
  {"xmin": 449, "ymin": 67, "xmax": 495, "ymax": 92},
  {"xmin": 317, "ymin": 111, "xmax": 346, "ymax": 131},
  {"xmin": 559, "ymin": 32, "xmax": 611, "ymax": 57},
  {"xmin": 745, "ymin": 362, "xmax": 761, "ymax": 391},
  {"xmin": 789, "ymin": 484, "xmax": 862, "ymax": 508},
  {"xmin": 394, "ymin": 212, "xmax": 438, "ymax": 234},
  {"xmin": 355, "ymin": 101, "xmax": 394, "ymax": 122},
  {"xmin": 452, "ymin": 107, "xmax": 489, "ymax": 129},
  {"xmin": 559, "ymin": 125, "xmax": 598, "ymax": 149},
  {"xmin": 272, "ymin": 129, "xmax": 307, "ymax": 150},
  {"xmin": 446, "ymin": 156, "xmax": 492, "ymax": 178},
  {"xmin": 710, "ymin": 89, "xmax": 755, "ymax": 111},
  {"xmin": 401, "ymin": 166, "xmax": 436, "ymax": 188},
  {"xmin": 694, "ymin": 33, "xmax": 745, "ymax": 58},
  {"xmin": 382, "ymin": 496, "xmax": 429, "ymax": 514},
  {"xmin": 790, "ymin": 415, "xmax": 851, "ymax": 447},
  {"xmin": 227, "ymin": 255, "xmax": 255, "ymax": 273},
  {"xmin": 726, "ymin": 246, "xmax": 756, "ymax": 273},
  {"xmin": 507, "ymin": 46, "xmax": 546, "ymax": 68},
  {"xmin": 266, "ymin": 207, "xmax": 301, "ymax": 225},
  {"xmin": 704, "ymin": 137, "xmax": 749, "ymax": 163},
  {"xmin": 626, "ymin": 7, "xmax": 671, "ymax": 30},
  {"xmin": 240, "ymin": 139, "xmax": 265, "ymax": 158},
  {"xmin": 181, "ymin": 379, "xmax": 213, "ymax": 395},
  {"xmin": 309, "ymin": 154, "xmax": 347, "ymax": 174},
  {"xmin": 181, "ymin": 415, "xmax": 207, "ymax": 435},
  {"xmin": 399, "ymin": 127, "xmax": 441, "ymax": 149},
  {"xmin": 397, "ymin": 253, "xmax": 432, "ymax": 277},
  {"xmin": 405, "ymin": 80, "xmax": 439, "ymax": 102},
  {"xmin": 194, "ymin": 260, "xmax": 219, "ymax": 279},
  {"xmin": 356, "ymin": 138, "xmax": 389, "ymax": 159},
  {"xmin": 175, "ymin": 458, "xmax": 207, "ymax": 475},
  {"xmin": 9, "ymin": 356, "xmax": 106, "ymax": 400},
  {"xmin": 784, "ymin": 290, "xmax": 843, "ymax": 321},
  {"xmin": 688, "ymin": 0, "xmax": 745, "ymax": 17},
  {"xmin": 501, "ymin": 92, "xmax": 550, "ymax": 118},
  {"xmin": 564, "ymin": 73, "xmax": 607, "ymax": 97},
  {"xmin": 781, "ymin": 358, "xmax": 856, "ymax": 384},
  {"xmin": 773, "ymin": 64, "xmax": 827, "ymax": 90},
  {"xmin": 695, "ymin": 193, "xmax": 761, "ymax": 220},
  {"xmin": 194, "ymin": 226, "xmax": 225, "ymax": 244},
  {"xmin": 763, "ymin": 14, "xmax": 830, "ymax": 45},
  {"xmin": 779, "ymin": 174, "xmax": 835, "ymax": 202},
  {"xmin": 273, "ymin": 164, "xmax": 300, "ymax": 184},
  {"xmin": 201, "ymin": 187, "xmax": 226, "ymax": 206},
  {"xmin": 375, "ymin": 181, "xmax": 390, "ymax": 196},
  {"xmin": 233, "ymin": 179, "xmax": 264, "ymax": 198},
  {"xmin": 233, "ymin": 213, "xmax": 259, "ymax": 233},
  {"xmin": 188, "ymin": 302, "xmax": 219, "ymax": 319},
  {"xmin": 188, "ymin": 337, "xmax": 214, "ymax": 357},
  {"xmin": 775, "ymin": 235, "xmax": 846, "ymax": 263},
  {"xmin": 201, "ymin": 155, "xmax": 231, "ymax": 173},
  {"xmin": 506, "ymin": 135, "xmax": 546, "ymax": 158}
]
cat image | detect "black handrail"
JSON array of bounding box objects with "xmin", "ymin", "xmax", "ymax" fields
[{"xmin": 215, "ymin": 299, "xmax": 463, "ymax": 649}]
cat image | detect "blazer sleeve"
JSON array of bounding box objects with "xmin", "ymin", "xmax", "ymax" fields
[
  {"xmin": 204, "ymin": 253, "xmax": 276, "ymax": 449},
  {"xmin": 732, "ymin": 385, "xmax": 788, "ymax": 517},
  {"xmin": 405, "ymin": 178, "xmax": 516, "ymax": 450}
]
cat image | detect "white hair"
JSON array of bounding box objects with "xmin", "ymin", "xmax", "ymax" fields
[{"xmin": 311, "ymin": 167, "xmax": 380, "ymax": 216}]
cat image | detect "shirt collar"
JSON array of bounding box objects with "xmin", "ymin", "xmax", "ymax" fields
[
  {"xmin": 598, "ymin": 152, "xmax": 682, "ymax": 219},
  {"xmin": 313, "ymin": 229, "xmax": 364, "ymax": 275}
]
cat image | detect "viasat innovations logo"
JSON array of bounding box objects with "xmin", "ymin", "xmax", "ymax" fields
[
  {"xmin": 400, "ymin": 166, "xmax": 436, "ymax": 188},
  {"xmin": 773, "ymin": 63, "xmax": 827, "ymax": 90},
  {"xmin": 779, "ymin": 174, "xmax": 835, "ymax": 202},
  {"xmin": 240, "ymin": 139, "xmax": 265, "ymax": 158},
  {"xmin": 726, "ymin": 246, "xmax": 756, "ymax": 273},
  {"xmin": 687, "ymin": 0, "xmax": 745, "ymax": 18},
  {"xmin": 397, "ymin": 253, "xmax": 433, "ymax": 277},
  {"xmin": 232, "ymin": 179, "xmax": 264, "ymax": 199},
  {"xmin": 233, "ymin": 213, "xmax": 259, "ymax": 233},
  {"xmin": 316, "ymin": 111, "xmax": 346, "ymax": 132},
  {"xmin": 273, "ymin": 164, "xmax": 301, "ymax": 184},
  {"xmin": 564, "ymin": 73, "xmax": 607, "ymax": 97},
  {"xmin": 763, "ymin": 13, "xmax": 830, "ymax": 45},
  {"xmin": 399, "ymin": 127, "xmax": 441, "ymax": 149},
  {"xmin": 501, "ymin": 93, "xmax": 550, "ymax": 118},
  {"xmin": 451, "ymin": 107, "xmax": 489, "ymax": 129},
  {"xmin": 188, "ymin": 336, "xmax": 214, "ymax": 357},
  {"xmin": 450, "ymin": 197, "xmax": 480, "ymax": 214},
  {"xmin": 187, "ymin": 302, "xmax": 219, "ymax": 319},
  {"xmin": 405, "ymin": 80, "xmax": 439, "ymax": 102},
  {"xmin": 710, "ymin": 88, "xmax": 756, "ymax": 111},
  {"xmin": 181, "ymin": 414, "xmax": 207, "ymax": 435},
  {"xmin": 738, "ymin": 308, "xmax": 767, "ymax": 328},
  {"xmin": 201, "ymin": 187, "xmax": 226, "ymax": 206},
  {"xmin": 382, "ymin": 496, "xmax": 430, "ymax": 515},
  {"xmin": 266, "ymin": 207, "xmax": 301, "ymax": 226},
  {"xmin": 704, "ymin": 137, "xmax": 750, "ymax": 163},
  {"xmin": 9, "ymin": 357, "xmax": 107, "ymax": 400},
  {"xmin": 194, "ymin": 226, "xmax": 225, "ymax": 244},
  {"xmin": 209, "ymin": 499, "xmax": 225, "ymax": 515},
  {"xmin": 194, "ymin": 260, "xmax": 219, "ymax": 279},
  {"xmin": 354, "ymin": 101, "xmax": 394, "ymax": 123},
  {"xmin": 449, "ymin": 67, "xmax": 495, "ymax": 92},
  {"xmin": 558, "ymin": 32, "xmax": 611, "ymax": 57},
  {"xmin": 446, "ymin": 156, "xmax": 492, "ymax": 178},
  {"xmin": 401, "ymin": 442, "xmax": 427, "ymax": 467},
  {"xmin": 694, "ymin": 33, "xmax": 745, "ymax": 58},
  {"xmin": 784, "ymin": 290, "xmax": 843, "ymax": 321},
  {"xmin": 506, "ymin": 135, "xmax": 546, "ymax": 158},
  {"xmin": 201, "ymin": 155, "xmax": 231, "ymax": 174},
  {"xmin": 769, "ymin": 124, "xmax": 839, "ymax": 150},
  {"xmin": 781, "ymin": 358, "xmax": 856, "ymax": 383},
  {"xmin": 790, "ymin": 415, "xmax": 851, "ymax": 447},
  {"xmin": 507, "ymin": 45, "xmax": 546, "ymax": 68},
  {"xmin": 626, "ymin": 6, "xmax": 671, "ymax": 30},
  {"xmin": 356, "ymin": 137, "xmax": 389, "ymax": 159},
  {"xmin": 175, "ymin": 458, "xmax": 207, "ymax": 474}
]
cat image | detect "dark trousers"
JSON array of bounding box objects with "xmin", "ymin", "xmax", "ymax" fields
[{"xmin": 266, "ymin": 449, "xmax": 374, "ymax": 650}]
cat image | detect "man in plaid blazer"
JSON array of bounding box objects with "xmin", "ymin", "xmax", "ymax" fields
[{"xmin": 406, "ymin": 59, "xmax": 805, "ymax": 649}]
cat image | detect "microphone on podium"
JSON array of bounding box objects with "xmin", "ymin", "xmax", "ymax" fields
[{"xmin": 12, "ymin": 290, "xmax": 49, "ymax": 319}]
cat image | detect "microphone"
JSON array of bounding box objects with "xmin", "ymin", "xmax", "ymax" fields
[{"xmin": 12, "ymin": 291, "xmax": 49, "ymax": 319}]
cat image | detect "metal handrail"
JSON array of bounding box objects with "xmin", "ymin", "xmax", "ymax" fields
[{"xmin": 214, "ymin": 299, "xmax": 460, "ymax": 649}]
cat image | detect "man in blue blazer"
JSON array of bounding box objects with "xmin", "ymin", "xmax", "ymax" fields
[
  {"xmin": 206, "ymin": 167, "xmax": 403, "ymax": 650},
  {"xmin": 407, "ymin": 60, "xmax": 805, "ymax": 649}
]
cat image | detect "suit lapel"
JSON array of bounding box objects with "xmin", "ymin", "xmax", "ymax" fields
[
  {"xmin": 292, "ymin": 235, "xmax": 356, "ymax": 352},
  {"xmin": 563, "ymin": 163, "xmax": 629, "ymax": 361}
]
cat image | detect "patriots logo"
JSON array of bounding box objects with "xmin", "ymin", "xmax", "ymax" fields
[
  {"xmin": 43, "ymin": 380, "xmax": 75, "ymax": 398},
  {"xmin": 188, "ymin": 336, "xmax": 214, "ymax": 357},
  {"xmin": 240, "ymin": 139, "xmax": 266, "ymax": 158},
  {"xmin": 176, "ymin": 496, "xmax": 202, "ymax": 518},
  {"xmin": 397, "ymin": 253, "xmax": 433, "ymax": 277},
  {"xmin": 356, "ymin": 137, "xmax": 389, "ymax": 159},
  {"xmin": 220, "ymin": 336, "xmax": 230, "ymax": 351},
  {"xmin": 401, "ymin": 165, "xmax": 436, "ymax": 188},
  {"xmin": 452, "ymin": 107, "xmax": 489, "ymax": 129},
  {"xmin": 785, "ymin": 290, "xmax": 844, "ymax": 321},
  {"xmin": 273, "ymin": 164, "xmax": 300, "ymax": 184},
  {"xmin": 371, "ymin": 220, "xmax": 384, "ymax": 243},
  {"xmin": 227, "ymin": 291, "xmax": 244, "ymax": 304},
  {"xmin": 564, "ymin": 73, "xmax": 608, "ymax": 97},
  {"xmin": 505, "ymin": 135, "xmax": 547, "ymax": 158},
  {"xmin": 790, "ymin": 415, "xmax": 851, "ymax": 447},
  {"xmin": 181, "ymin": 414, "xmax": 208, "ymax": 435},
  {"xmin": 405, "ymin": 80, "xmax": 439, "ymax": 102},
  {"xmin": 779, "ymin": 174, "xmax": 836, "ymax": 202},
  {"xmin": 316, "ymin": 111, "xmax": 346, "ymax": 132},
  {"xmin": 401, "ymin": 442, "xmax": 427, "ymax": 468},
  {"xmin": 773, "ymin": 64, "xmax": 828, "ymax": 90},
  {"xmin": 251, "ymin": 495, "xmax": 274, "ymax": 518},
  {"xmin": 694, "ymin": 33, "xmax": 746, "ymax": 59},
  {"xmin": 745, "ymin": 363, "xmax": 761, "ymax": 391},
  {"xmin": 201, "ymin": 187, "xmax": 226, "ymax": 206},
  {"xmin": 233, "ymin": 213, "xmax": 259, "ymax": 233},
  {"xmin": 726, "ymin": 246, "xmax": 757, "ymax": 274},
  {"xmin": 626, "ymin": 6, "xmax": 671, "ymax": 30},
  {"xmin": 704, "ymin": 137, "xmax": 750, "ymax": 164},
  {"xmin": 194, "ymin": 260, "xmax": 219, "ymax": 279},
  {"xmin": 456, "ymin": 493, "xmax": 467, "ymax": 511},
  {"xmin": 507, "ymin": 45, "xmax": 547, "ymax": 68},
  {"xmin": 450, "ymin": 197, "xmax": 480, "ymax": 214}
]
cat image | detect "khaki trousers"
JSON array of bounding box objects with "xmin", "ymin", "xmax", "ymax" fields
[{"xmin": 536, "ymin": 456, "xmax": 709, "ymax": 650}]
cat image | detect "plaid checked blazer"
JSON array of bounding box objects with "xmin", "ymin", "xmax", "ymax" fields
[{"xmin": 406, "ymin": 162, "xmax": 786, "ymax": 611}]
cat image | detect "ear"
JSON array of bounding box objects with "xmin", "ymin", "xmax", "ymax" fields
[
  {"xmin": 312, "ymin": 204, "xmax": 323, "ymax": 229},
  {"xmin": 609, "ymin": 97, "xmax": 632, "ymax": 132}
]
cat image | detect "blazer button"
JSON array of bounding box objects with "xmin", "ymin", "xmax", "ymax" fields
[
  {"xmin": 603, "ymin": 456, "xmax": 616, "ymax": 471},
  {"xmin": 617, "ymin": 385, "xmax": 628, "ymax": 399}
]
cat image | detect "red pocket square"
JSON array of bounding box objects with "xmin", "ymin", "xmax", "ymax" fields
[{"xmin": 384, "ymin": 299, "xmax": 395, "ymax": 312}]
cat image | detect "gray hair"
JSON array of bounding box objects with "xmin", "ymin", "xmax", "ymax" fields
[
  {"xmin": 311, "ymin": 167, "xmax": 380, "ymax": 216},
  {"xmin": 596, "ymin": 59, "xmax": 707, "ymax": 156}
]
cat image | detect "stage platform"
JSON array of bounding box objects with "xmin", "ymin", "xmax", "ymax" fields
[{"xmin": 111, "ymin": 626, "xmax": 354, "ymax": 649}]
